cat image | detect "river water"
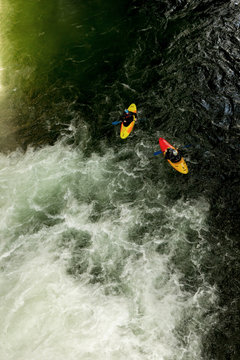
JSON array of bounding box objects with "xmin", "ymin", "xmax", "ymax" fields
[{"xmin": 0, "ymin": 1, "xmax": 240, "ymax": 359}]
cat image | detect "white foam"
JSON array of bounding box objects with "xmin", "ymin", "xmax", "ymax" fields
[{"xmin": 0, "ymin": 142, "xmax": 215, "ymax": 359}]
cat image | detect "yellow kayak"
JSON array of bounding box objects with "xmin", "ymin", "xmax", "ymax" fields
[
  {"xmin": 120, "ymin": 103, "xmax": 137, "ymax": 139},
  {"xmin": 159, "ymin": 137, "xmax": 189, "ymax": 174}
]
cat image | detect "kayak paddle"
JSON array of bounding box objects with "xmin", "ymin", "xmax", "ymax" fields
[
  {"xmin": 154, "ymin": 150, "xmax": 162, "ymax": 156},
  {"xmin": 112, "ymin": 118, "xmax": 147, "ymax": 126},
  {"xmin": 154, "ymin": 144, "xmax": 192, "ymax": 156}
]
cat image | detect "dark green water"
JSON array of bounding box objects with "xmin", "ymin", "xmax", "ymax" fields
[{"xmin": 0, "ymin": 0, "xmax": 240, "ymax": 359}]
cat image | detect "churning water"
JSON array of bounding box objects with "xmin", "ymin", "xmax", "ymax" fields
[{"xmin": 0, "ymin": 141, "xmax": 215, "ymax": 360}]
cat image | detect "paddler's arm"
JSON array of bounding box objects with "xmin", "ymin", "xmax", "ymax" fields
[
  {"xmin": 164, "ymin": 149, "xmax": 170, "ymax": 159},
  {"xmin": 129, "ymin": 111, "xmax": 138, "ymax": 122},
  {"xmin": 119, "ymin": 113, "xmax": 126, "ymax": 123},
  {"xmin": 175, "ymin": 148, "xmax": 182, "ymax": 158}
]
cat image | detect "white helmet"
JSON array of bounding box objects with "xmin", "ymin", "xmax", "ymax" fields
[{"xmin": 172, "ymin": 149, "xmax": 178, "ymax": 156}]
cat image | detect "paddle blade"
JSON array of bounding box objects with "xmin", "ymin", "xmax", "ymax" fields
[{"xmin": 154, "ymin": 150, "xmax": 162, "ymax": 156}]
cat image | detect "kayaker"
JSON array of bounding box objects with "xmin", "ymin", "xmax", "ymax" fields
[
  {"xmin": 120, "ymin": 109, "xmax": 138, "ymax": 127},
  {"xmin": 164, "ymin": 148, "xmax": 182, "ymax": 163}
]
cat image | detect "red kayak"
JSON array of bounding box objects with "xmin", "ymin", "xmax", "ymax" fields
[{"xmin": 159, "ymin": 137, "xmax": 189, "ymax": 174}]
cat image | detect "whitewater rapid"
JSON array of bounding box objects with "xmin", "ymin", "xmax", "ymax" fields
[{"xmin": 0, "ymin": 141, "xmax": 216, "ymax": 360}]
